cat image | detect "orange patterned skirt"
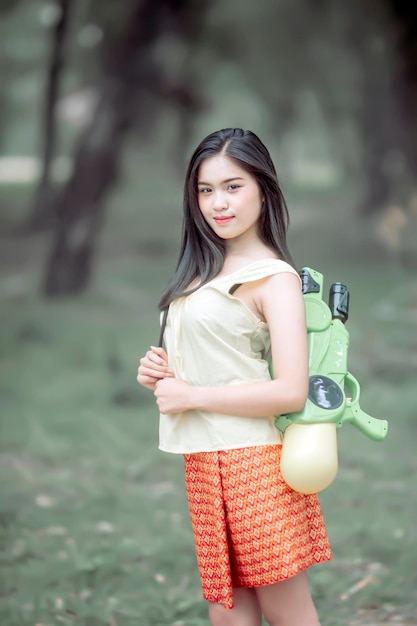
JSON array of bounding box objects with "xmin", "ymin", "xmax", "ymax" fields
[{"xmin": 184, "ymin": 444, "xmax": 332, "ymax": 609}]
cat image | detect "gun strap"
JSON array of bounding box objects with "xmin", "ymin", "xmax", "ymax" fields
[{"xmin": 158, "ymin": 308, "xmax": 169, "ymax": 348}]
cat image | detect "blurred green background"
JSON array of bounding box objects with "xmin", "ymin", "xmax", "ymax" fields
[{"xmin": 1, "ymin": 1, "xmax": 416, "ymax": 625}]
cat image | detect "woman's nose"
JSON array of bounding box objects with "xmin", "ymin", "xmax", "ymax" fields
[{"xmin": 213, "ymin": 191, "xmax": 228, "ymax": 211}]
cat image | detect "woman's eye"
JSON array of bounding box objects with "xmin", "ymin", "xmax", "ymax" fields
[
  {"xmin": 228, "ymin": 184, "xmax": 240, "ymax": 191},
  {"xmin": 198, "ymin": 187, "xmax": 211, "ymax": 194}
]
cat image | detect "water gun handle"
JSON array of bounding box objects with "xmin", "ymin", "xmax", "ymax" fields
[{"xmin": 338, "ymin": 372, "xmax": 388, "ymax": 441}]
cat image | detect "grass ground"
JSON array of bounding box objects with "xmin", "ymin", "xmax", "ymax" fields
[{"xmin": 1, "ymin": 180, "xmax": 416, "ymax": 625}]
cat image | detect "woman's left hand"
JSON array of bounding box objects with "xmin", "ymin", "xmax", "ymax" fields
[{"xmin": 154, "ymin": 377, "xmax": 195, "ymax": 414}]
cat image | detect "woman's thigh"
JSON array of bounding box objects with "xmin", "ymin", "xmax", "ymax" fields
[
  {"xmin": 255, "ymin": 572, "xmax": 320, "ymax": 626},
  {"xmin": 208, "ymin": 587, "xmax": 262, "ymax": 626}
]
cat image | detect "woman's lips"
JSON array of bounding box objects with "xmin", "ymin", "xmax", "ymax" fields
[{"xmin": 214, "ymin": 216, "xmax": 234, "ymax": 224}]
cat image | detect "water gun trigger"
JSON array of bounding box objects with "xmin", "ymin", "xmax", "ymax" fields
[{"xmin": 339, "ymin": 372, "xmax": 388, "ymax": 441}]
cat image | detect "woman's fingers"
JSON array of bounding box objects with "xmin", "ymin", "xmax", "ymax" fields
[
  {"xmin": 137, "ymin": 348, "xmax": 173, "ymax": 383},
  {"xmin": 136, "ymin": 347, "xmax": 173, "ymax": 391},
  {"xmin": 150, "ymin": 345, "xmax": 169, "ymax": 363},
  {"xmin": 138, "ymin": 364, "xmax": 172, "ymax": 379},
  {"xmin": 136, "ymin": 373, "xmax": 159, "ymax": 391},
  {"xmin": 140, "ymin": 350, "xmax": 168, "ymax": 371}
]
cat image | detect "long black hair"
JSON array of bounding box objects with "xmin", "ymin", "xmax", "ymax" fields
[{"xmin": 159, "ymin": 128, "xmax": 295, "ymax": 309}]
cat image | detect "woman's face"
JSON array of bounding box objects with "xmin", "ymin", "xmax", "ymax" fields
[{"xmin": 197, "ymin": 155, "xmax": 263, "ymax": 248}]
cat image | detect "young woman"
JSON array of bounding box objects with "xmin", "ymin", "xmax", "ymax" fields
[{"xmin": 137, "ymin": 128, "xmax": 331, "ymax": 626}]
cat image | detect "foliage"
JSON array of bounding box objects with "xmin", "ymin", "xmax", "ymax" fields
[{"xmin": 1, "ymin": 0, "xmax": 416, "ymax": 200}]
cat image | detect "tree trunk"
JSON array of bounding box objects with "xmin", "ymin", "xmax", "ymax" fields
[
  {"xmin": 352, "ymin": 0, "xmax": 417, "ymax": 214},
  {"xmin": 24, "ymin": 0, "xmax": 72, "ymax": 231},
  {"xmin": 43, "ymin": 0, "xmax": 203, "ymax": 296},
  {"xmin": 43, "ymin": 89, "xmax": 129, "ymax": 294},
  {"xmin": 385, "ymin": 1, "xmax": 417, "ymax": 192}
]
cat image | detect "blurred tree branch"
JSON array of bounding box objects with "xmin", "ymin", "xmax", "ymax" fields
[{"xmin": 0, "ymin": 0, "xmax": 23, "ymax": 150}]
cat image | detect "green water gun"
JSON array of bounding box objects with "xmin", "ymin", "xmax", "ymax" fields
[{"xmin": 275, "ymin": 267, "xmax": 388, "ymax": 440}]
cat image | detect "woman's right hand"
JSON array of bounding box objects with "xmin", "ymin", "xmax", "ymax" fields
[{"xmin": 137, "ymin": 346, "xmax": 174, "ymax": 391}]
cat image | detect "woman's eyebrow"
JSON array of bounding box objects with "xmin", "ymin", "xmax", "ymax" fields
[{"xmin": 197, "ymin": 177, "xmax": 245, "ymax": 185}]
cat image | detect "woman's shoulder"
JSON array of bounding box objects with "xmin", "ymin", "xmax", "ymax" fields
[{"xmin": 219, "ymin": 258, "xmax": 300, "ymax": 285}]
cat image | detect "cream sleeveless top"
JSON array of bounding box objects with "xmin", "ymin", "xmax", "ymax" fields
[{"xmin": 158, "ymin": 258, "xmax": 301, "ymax": 454}]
